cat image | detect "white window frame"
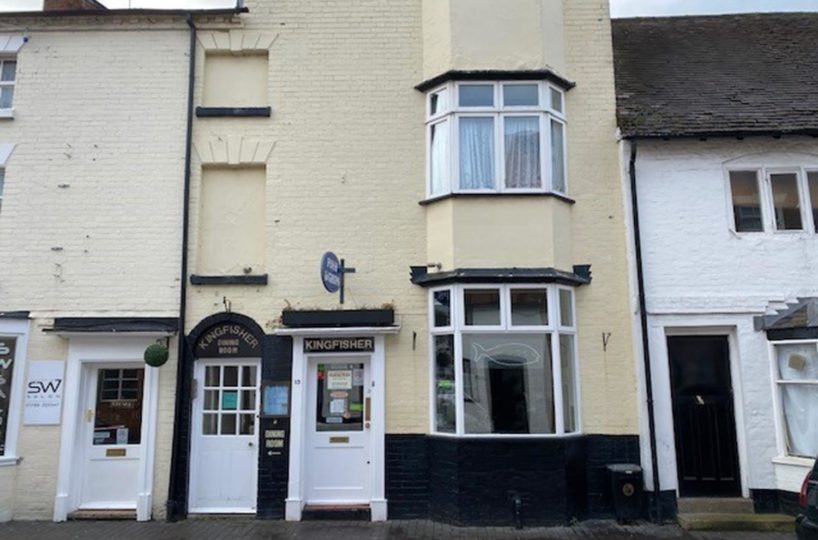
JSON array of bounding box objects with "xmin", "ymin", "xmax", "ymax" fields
[
  {"xmin": 768, "ymin": 339, "xmax": 818, "ymax": 459},
  {"xmin": 0, "ymin": 57, "xmax": 16, "ymax": 118},
  {"xmin": 428, "ymin": 283, "xmax": 581, "ymax": 438},
  {"xmin": 0, "ymin": 318, "xmax": 30, "ymax": 467},
  {"xmin": 726, "ymin": 166, "xmax": 818, "ymax": 235},
  {"xmin": 425, "ymin": 80, "xmax": 568, "ymax": 199}
]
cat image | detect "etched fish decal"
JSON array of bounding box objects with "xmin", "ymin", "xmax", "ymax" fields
[{"xmin": 471, "ymin": 342, "xmax": 542, "ymax": 367}]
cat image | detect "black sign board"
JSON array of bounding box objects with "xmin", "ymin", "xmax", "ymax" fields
[
  {"xmin": 0, "ymin": 337, "xmax": 16, "ymax": 456},
  {"xmin": 196, "ymin": 323, "xmax": 261, "ymax": 358},
  {"xmin": 303, "ymin": 337, "xmax": 374, "ymax": 354}
]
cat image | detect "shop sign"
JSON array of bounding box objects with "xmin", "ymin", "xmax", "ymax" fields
[
  {"xmin": 320, "ymin": 252, "xmax": 342, "ymax": 293},
  {"xmin": 196, "ymin": 323, "xmax": 261, "ymax": 358},
  {"xmin": 0, "ymin": 338, "xmax": 15, "ymax": 456},
  {"xmin": 303, "ymin": 337, "xmax": 374, "ymax": 354},
  {"xmin": 24, "ymin": 360, "xmax": 64, "ymax": 426}
]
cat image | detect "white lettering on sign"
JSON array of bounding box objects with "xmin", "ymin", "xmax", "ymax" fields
[{"xmin": 303, "ymin": 337, "xmax": 374, "ymax": 353}]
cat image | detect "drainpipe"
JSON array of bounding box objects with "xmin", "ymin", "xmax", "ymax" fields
[
  {"xmin": 629, "ymin": 140, "xmax": 663, "ymax": 523},
  {"xmin": 166, "ymin": 13, "xmax": 196, "ymax": 522}
]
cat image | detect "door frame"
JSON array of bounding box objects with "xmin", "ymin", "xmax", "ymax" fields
[
  {"xmin": 53, "ymin": 336, "xmax": 162, "ymax": 522},
  {"xmin": 282, "ymin": 331, "xmax": 389, "ymax": 521},
  {"xmin": 662, "ymin": 325, "xmax": 749, "ymax": 498},
  {"xmin": 188, "ymin": 356, "xmax": 261, "ymax": 514}
]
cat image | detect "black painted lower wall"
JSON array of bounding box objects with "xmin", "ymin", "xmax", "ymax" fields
[{"xmin": 386, "ymin": 434, "xmax": 641, "ymax": 526}]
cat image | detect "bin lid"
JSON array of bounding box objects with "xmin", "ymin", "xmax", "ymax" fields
[{"xmin": 606, "ymin": 463, "xmax": 642, "ymax": 474}]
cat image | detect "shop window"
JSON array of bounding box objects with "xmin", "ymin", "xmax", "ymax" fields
[
  {"xmin": 429, "ymin": 284, "xmax": 579, "ymax": 436},
  {"xmin": 202, "ymin": 52, "xmax": 269, "ymax": 108},
  {"xmin": 773, "ymin": 342, "xmax": 818, "ymax": 458},
  {"xmin": 197, "ymin": 167, "xmax": 266, "ymax": 276},
  {"xmin": 425, "ymin": 81, "xmax": 567, "ymax": 198},
  {"xmin": 0, "ymin": 335, "xmax": 18, "ymax": 457}
]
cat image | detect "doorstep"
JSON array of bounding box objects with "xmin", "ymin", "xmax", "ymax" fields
[
  {"xmin": 677, "ymin": 512, "xmax": 794, "ymax": 532},
  {"xmin": 301, "ymin": 504, "xmax": 371, "ymax": 521},
  {"xmin": 67, "ymin": 509, "xmax": 136, "ymax": 521}
]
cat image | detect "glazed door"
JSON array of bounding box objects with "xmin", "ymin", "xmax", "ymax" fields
[
  {"xmin": 668, "ymin": 336, "xmax": 741, "ymax": 497},
  {"xmin": 305, "ymin": 357, "xmax": 371, "ymax": 505},
  {"xmin": 189, "ymin": 360, "xmax": 260, "ymax": 513},
  {"xmin": 80, "ymin": 366, "xmax": 145, "ymax": 510}
]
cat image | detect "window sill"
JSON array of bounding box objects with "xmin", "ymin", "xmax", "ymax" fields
[
  {"xmin": 0, "ymin": 108, "xmax": 14, "ymax": 119},
  {"xmin": 772, "ymin": 455, "xmax": 815, "ymax": 468},
  {"xmin": 195, "ymin": 106, "xmax": 271, "ymax": 118},
  {"xmin": 190, "ymin": 274, "xmax": 268, "ymax": 286},
  {"xmin": 428, "ymin": 432, "xmax": 583, "ymax": 439},
  {"xmin": 0, "ymin": 455, "xmax": 21, "ymax": 467},
  {"xmin": 419, "ymin": 191, "xmax": 575, "ymax": 206}
]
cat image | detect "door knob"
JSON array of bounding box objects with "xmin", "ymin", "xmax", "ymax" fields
[
  {"xmin": 248, "ymin": 441, "xmax": 255, "ymax": 447},
  {"xmin": 85, "ymin": 409, "xmax": 94, "ymax": 422}
]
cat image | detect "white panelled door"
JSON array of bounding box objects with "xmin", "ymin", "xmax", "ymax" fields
[
  {"xmin": 189, "ymin": 360, "xmax": 260, "ymax": 513},
  {"xmin": 305, "ymin": 356, "xmax": 372, "ymax": 505}
]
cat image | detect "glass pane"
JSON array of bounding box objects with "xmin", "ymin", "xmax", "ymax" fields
[
  {"xmin": 433, "ymin": 289, "xmax": 451, "ymax": 327},
  {"xmin": 503, "ymin": 84, "xmax": 538, "ymax": 106},
  {"xmin": 430, "ymin": 120, "xmax": 450, "ymax": 196},
  {"xmin": 221, "ymin": 389, "xmax": 238, "ymax": 410},
  {"xmin": 770, "ymin": 172, "xmax": 803, "ymax": 230},
  {"xmin": 808, "ymin": 172, "xmax": 818, "ymax": 232},
  {"xmin": 510, "ymin": 288, "xmax": 548, "ymax": 326},
  {"xmin": 459, "ymin": 84, "xmax": 493, "ymax": 107},
  {"xmin": 559, "ymin": 289, "xmax": 574, "ymax": 327},
  {"xmin": 1, "ymin": 61, "xmax": 15, "ymax": 82},
  {"xmin": 316, "ymin": 363, "xmax": 365, "ymax": 432},
  {"xmin": 560, "ymin": 335, "xmax": 578, "ymax": 433},
  {"xmin": 550, "ymin": 87, "xmax": 563, "ymax": 113},
  {"xmin": 430, "ymin": 88, "xmax": 448, "ymax": 115},
  {"xmin": 93, "ymin": 368, "xmax": 143, "ymax": 445},
  {"xmin": 729, "ymin": 171, "xmax": 763, "ymax": 232},
  {"xmin": 204, "ymin": 390, "xmax": 219, "ymax": 411},
  {"xmin": 434, "ymin": 335, "xmax": 456, "ymax": 433},
  {"xmin": 776, "ymin": 343, "xmax": 818, "ymax": 382},
  {"xmin": 459, "ymin": 117, "xmax": 495, "ymax": 189},
  {"xmin": 241, "ymin": 365, "xmax": 256, "ymax": 387},
  {"xmin": 239, "ymin": 413, "xmax": 255, "ymax": 435},
  {"xmin": 205, "ymin": 365, "xmax": 220, "ymax": 387},
  {"xmin": 223, "ymin": 366, "xmax": 238, "ymax": 387},
  {"xmin": 461, "ymin": 334, "xmax": 554, "ymax": 434},
  {"xmin": 202, "ymin": 413, "xmax": 218, "ymax": 435},
  {"xmin": 220, "ymin": 413, "xmax": 237, "ymax": 435},
  {"xmin": 0, "ymin": 88, "xmax": 12, "ymax": 109},
  {"xmin": 779, "ymin": 384, "xmax": 818, "ymax": 458},
  {"xmin": 241, "ymin": 390, "xmax": 256, "ymax": 410},
  {"xmin": 464, "ymin": 289, "xmax": 501, "ymax": 326},
  {"xmin": 550, "ymin": 119, "xmax": 565, "ymax": 192},
  {"xmin": 505, "ymin": 116, "xmax": 541, "ymax": 189}
]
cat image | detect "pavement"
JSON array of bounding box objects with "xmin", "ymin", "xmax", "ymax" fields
[{"xmin": 0, "ymin": 519, "xmax": 798, "ymax": 540}]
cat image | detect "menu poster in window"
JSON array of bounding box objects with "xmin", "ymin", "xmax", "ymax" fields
[
  {"xmin": 0, "ymin": 338, "xmax": 15, "ymax": 456},
  {"xmin": 23, "ymin": 361, "xmax": 65, "ymax": 425},
  {"xmin": 327, "ymin": 370, "xmax": 352, "ymax": 390},
  {"xmin": 262, "ymin": 383, "xmax": 289, "ymax": 416}
]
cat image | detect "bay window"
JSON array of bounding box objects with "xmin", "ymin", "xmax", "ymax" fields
[
  {"xmin": 426, "ymin": 81, "xmax": 567, "ymax": 198},
  {"xmin": 430, "ymin": 284, "xmax": 579, "ymax": 436},
  {"xmin": 773, "ymin": 342, "xmax": 818, "ymax": 458}
]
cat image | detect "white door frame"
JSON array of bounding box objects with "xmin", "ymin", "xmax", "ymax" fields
[
  {"xmin": 53, "ymin": 336, "xmax": 163, "ymax": 522},
  {"xmin": 279, "ymin": 329, "xmax": 393, "ymax": 522},
  {"xmin": 188, "ymin": 357, "xmax": 261, "ymax": 514}
]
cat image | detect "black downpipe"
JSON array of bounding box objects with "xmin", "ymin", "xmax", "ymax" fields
[
  {"xmin": 166, "ymin": 14, "xmax": 196, "ymax": 522},
  {"xmin": 629, "ymin": 140, "xmax": 663, "ymax": 523}
]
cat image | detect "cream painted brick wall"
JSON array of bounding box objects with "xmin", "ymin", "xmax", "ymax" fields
[
  {"xmin": 188, "ymin": 0, "xmax": 429, "ymax": 433},
  {"xmin": 0, "ymin": 20, "xmax": 191, "ymax": 520},
  {"xmin": 564, "ymin": 0, "xmax": 638, "ymax": 434}
]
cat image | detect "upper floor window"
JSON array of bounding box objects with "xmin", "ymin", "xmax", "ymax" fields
[
  {"xmin": 426, "ymin": 81, "xmax": 566, "ymax": 199},
  {"xmin": 728, "ymin": 168, "xmax": 818, "ymax": 233},
  {"xmin": 0, "ymin": 58, "xmax": 16, "ymax": 111},
  {"xmin": 431, "ymin": 284, "xmax": 579, "ymax": 436}
]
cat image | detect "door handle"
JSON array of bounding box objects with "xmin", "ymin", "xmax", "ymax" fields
[
  {"xmin": 695, "ymin": 395, "xmax": 705, "ymax": 406},
  {"xmin": 248, "ymin": 441, "xmax": 255, "ymax": 447},
  {"xmin": 364, "ymin": 397, "xmax": 371, "ymax": 429},
  {"xmin": 85, "ymin": 409, "xmax": 94, "ymax": 423}
]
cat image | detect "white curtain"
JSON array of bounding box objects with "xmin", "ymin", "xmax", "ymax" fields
[
  {"xmin": 551, "ymin": 119, "xmax": 566, "ymax": 192},
  {"xmin": 776, "ymin": 343, "xmax": 818, "ymax": 458},
  {"xmin": 504, "ymin": 116, "xmax": 541, "ymax": 188},
  {"xmin": 459, "ymin": 117, "xmax": 495, "ymax": 189},
  {"xmin": 430, "ymin": 121, "xmax": 449, "ymax": 196}
]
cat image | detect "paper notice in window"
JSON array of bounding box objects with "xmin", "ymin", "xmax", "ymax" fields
[
  {"xmin": 327, "ymin": 370, "xmax": 352, "ymax": 390},
  {"xmin": 352, "ymin": 369, "xmax": 364, "ymax": 386},
  {"xmin": 330, "ymin": 398, "xmax": 346, "ymax": 415}
]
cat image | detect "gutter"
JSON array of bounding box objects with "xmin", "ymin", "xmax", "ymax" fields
[
  {"xmin": 166, "ymin": 13, "xmax": 197, "ymax": 522},
  {"xmin": 0, "ymin": 7, "xmax": 248, "ymax": 18},
  {"xmin": 628, "ymin": 140, "xmax": 663, "ymax": 523}
]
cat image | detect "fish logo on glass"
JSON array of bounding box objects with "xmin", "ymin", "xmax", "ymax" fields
[{"xmin": 472, "ymin": 343, "xmax": 542, "ymax": 367}]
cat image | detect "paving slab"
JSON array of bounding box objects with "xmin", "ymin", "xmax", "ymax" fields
[{"xmin": 0, "ymin": 519, "xmax": 798, "ymax": 540}]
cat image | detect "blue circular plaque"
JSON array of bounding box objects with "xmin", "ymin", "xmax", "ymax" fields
[{"xmin": 320, "ymin": 252, "xmax": 342, "ymax": 293}]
